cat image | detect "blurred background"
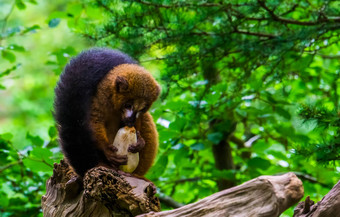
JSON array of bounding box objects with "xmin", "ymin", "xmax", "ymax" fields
[{"xmin": 0, "ymin": 0, "xmax": 339, "ymax": 216}]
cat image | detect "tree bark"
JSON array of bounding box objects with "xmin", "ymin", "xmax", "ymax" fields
[
  {"xmin": 41, "ymin": 160, "xmax": 160, "ymax": 217},
  {"xmin": 293, "ymin": 180, "xmax": 340, "ymax": 217},
  {"xmin": 212, "ymin": 139, "xmax": 236, "ymax": 190},
  {"xmin": 138, "ymin": 172, "xmax": 304, "ymax": 217}
]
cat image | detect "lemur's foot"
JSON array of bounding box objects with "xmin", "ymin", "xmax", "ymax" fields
[{"xmin": 65, "ymin": 175, "xmax": 83, "ymax": 200}]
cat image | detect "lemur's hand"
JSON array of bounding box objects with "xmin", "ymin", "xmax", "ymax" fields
[
  {"xmin": 105, "ymin": 146, "xmax": 128, "ymax": 166},
  {"xmin": 128, "ymin": 131, "xmax": 145, "ymax": 153}
]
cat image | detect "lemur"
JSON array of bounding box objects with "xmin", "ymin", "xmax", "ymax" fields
[{"xmin": 54, "ymin": 48, "xmax": 160, "ymax": 177}]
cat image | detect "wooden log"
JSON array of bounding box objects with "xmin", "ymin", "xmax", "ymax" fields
[
  {"xmin": 293, "ymin": 180, "xmax": 340, "ymax": 217},
  {"xmin": 41, "ymin": 160, "xmax": 160, "ymax": 217},
  {"xmin": 138, "ymin": 173, "xmax": 304, "ymax": 217}
]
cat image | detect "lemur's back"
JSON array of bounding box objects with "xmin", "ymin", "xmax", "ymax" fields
[{"xmin": 54, "ymin": 48, "xmax": 136, "ymax": 176}]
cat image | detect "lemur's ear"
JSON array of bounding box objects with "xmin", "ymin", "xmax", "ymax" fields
[
  {"xmin": 155, "ymin": 84, "xmax": 161, "ymax": 97},
  {"xmin": 115, "ymin": 76, "xmax": 129, "ymax": 93}
]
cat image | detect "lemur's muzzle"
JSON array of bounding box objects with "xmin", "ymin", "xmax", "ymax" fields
[{"xmin": 121, "ymin": 109, "xmax": 136, "ymax": 127}]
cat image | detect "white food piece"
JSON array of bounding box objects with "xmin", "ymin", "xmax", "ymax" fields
[{"xmin": 112, "ymin": 126, "xmax": 139, "ymax": 173}]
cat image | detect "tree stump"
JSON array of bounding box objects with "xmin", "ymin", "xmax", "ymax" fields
[
  {"xmin": 41, "ymin": 160, "xmax": 160, "ymax": 217},
  {"xmin": 42, "ymin": 161, "xmax": 304, "ymax": 217},
  {"xmin": 293, "ymin": 180, "xmax": 340, "ymax": 217},
  {"xmin": 139, "ymin": 173, "xmax": 304, "ymax": 217}
]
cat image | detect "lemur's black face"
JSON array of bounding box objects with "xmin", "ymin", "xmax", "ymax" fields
[{"xmin": 121, "ymin": 99, "xmax": 149, "ymax": 127}]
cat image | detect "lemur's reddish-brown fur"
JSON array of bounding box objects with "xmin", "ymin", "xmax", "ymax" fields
[{"xmin": 90, "ymin": 64, "xmax": 160, "ymax": 176}]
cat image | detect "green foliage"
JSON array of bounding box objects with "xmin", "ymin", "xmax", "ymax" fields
[
  {"xmin": 0, "ymin": 0, "xmax": 88, "ymax": 215},
  {"xmin": 0, "ymin": 132, "xmax": 51, "ymax": 217},
  {"xmin": 0, "ymin": 0, "xmax": 339, "ymax": 216},
  {"xmin": 296, "ymin": 105, "xmax": 340, "ymax": 163}
]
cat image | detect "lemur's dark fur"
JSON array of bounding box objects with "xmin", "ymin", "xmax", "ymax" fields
[{"xmin": 54, "ymin": 48, "xmax": 137, "ymax": 176}]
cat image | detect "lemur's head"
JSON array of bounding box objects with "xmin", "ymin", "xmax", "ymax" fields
[{"xmin": 112, "ymin": 64, "xmax": 160, "ymax": 127}]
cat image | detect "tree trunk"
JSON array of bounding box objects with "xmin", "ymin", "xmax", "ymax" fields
[
  {"xmin": 139, "ymin": 172, "xmax": 303, "ymax": 217},
  {"xmin": 212, "ymin": 140, "xmax": 235, "ymax": 190},
  {"xmin": 293, "ymin": 180, "xmax": 340, "ymax": 217},
  {"xmin": 42, "ymin": 161, "xmax": 304, "ymax": 217},
  {"xmin": 41, "ymin": 160, "xmax": 160, "ymax": 217}
]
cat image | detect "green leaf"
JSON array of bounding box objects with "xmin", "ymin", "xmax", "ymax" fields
[
  {"xmin": 46, "ymin": 139, "xmax": 59, "ymax": 148},
  {"xmin": 158, "ymin": 129, "xmax": 178, "ymax": 141},
  {"xmin": 248, "ymin": 157, "xmax": 271, "ymax": 170},
  {"xmin": 207, "ymin": 132, "xmax": 223, "ymax": 144},
  {"xmin": 2, "ymin": 50, "xmax": 16, "ymax": 63},
  {"xmin": 22, "ymin": 25, "xmax": 40, "ymax": 34},
  {"xmin": 252, "ymin": 140, "xmax": 271, "ymax": 153},
  {"xmin": 0, "ymin": 65, "xmax": 18, "ymax": 78},
  {"xmin": 48, "ymin": 126, "xmax": 57, "ymax": 138},
  {"xmin": 8, "ymin": 44, "xmax": 25, "ymax": 52},
  {"xmin": 276, "ymin": 106, "xmax": 291, "ymax": 119},
  {"xmin": 23, "ymin": 147, "xmax": 54, "ymax": 173},
  {"xmin": 48, "ymin": 18, "xmax": 61, "ymax": 28},
  {"xmin": 26, "ymin": 133, "xmax": 44, "ymax": 147},
  {"xmin": 264, "ymin": 92, "xmax": 277, "ymax": 104},
  {"xmin": 190, "ymin": 143, "xmax": 205, "ymax": 151},
  {"xmin": 15, "ymin": 0, "xmax": 26, "ymax": 10},
  {"xmin": 211, "ymin": 169, "xmax": 235, "ymax": 180},
  {"xmin": 174, "ymin": 149, "xmax": 189, "ymax": 167},
  {"xmin": 268, "ymin": 150, "xmax": 287, "ymax": 160},
  {"xmin": 30, "ymin": 147, "xmax": 53, "ymax": 161},
  {"xmin": 0, "ymin": 192, "xmax": 9, "ymax": 208},
  {"xmin": 169, "ymin": 118, "xmax": 186, "ymax": 131},
  {"xmin": 0, "ymin": 133, "xmax": 13, "ymax": 141},
  {"xmin": 67, "ymin": 4, "xmax": 83, "ymax": 17},
  {"xmin": 22, "ymin": 158, "xmax": 52, "ymax": 173},
  {"xmin": 0, "ymin": 149, "xmax": 10, "ymax": 165}
]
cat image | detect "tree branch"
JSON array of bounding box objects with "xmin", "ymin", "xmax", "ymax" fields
[
  {"xmin": 294, "ymin": 172, "xmax": 333, "ymax": 189},
  {"xmin": 134, "ymin": 0, "xmax": 250, "ymax": 9},
  {"xmin": 233, "ymin": 29, "xmax": 277, "ymax": 38},
  {"xmin": 257, "ymin": 0, "xmax": 340, "ymax": 26},
  {"xmin": 0, "ymin": 160, "xmax": 22, "ymax": 173},
  {"xmin": 318, "ymin": 54, "xmax": 340, "ymax": 59},
  {"xmin": 139, "ymin": 173, "xmax": 304, "ymax": 217},
  {"xmin": 294, "ymin": 180, "xmax": 340, "ymax": 216},
  {"xmin": 158, "ymin": 193, "xmax": 184, "ymax": 209},
  {"xmin": 229, "ymin": 134, "xmax": 252, "ymax": 159}
]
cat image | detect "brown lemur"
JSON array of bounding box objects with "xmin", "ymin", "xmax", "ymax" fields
[{"xmin": 54, "ymin": 48, "xmax": 160, "ymax": 178}]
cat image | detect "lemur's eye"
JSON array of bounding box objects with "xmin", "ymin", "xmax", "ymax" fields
[
  {"xmin": 124, "ymin": 102, "xmax": 133, "ymax": 109},
  {"xmin": 140, "ymin": 105, "xmax": 148, "ymax": 113}
]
